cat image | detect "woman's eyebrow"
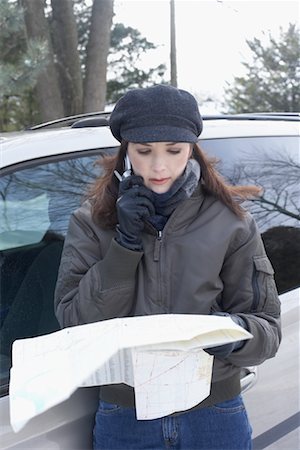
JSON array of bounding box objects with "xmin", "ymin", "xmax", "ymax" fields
[
  {"xmin": 133, "ymin": 142, "xmax": 180, "ymax": 146},
  {"xmin": 134, "ymin": 142, "xmax": 152, "ymax": 146}
]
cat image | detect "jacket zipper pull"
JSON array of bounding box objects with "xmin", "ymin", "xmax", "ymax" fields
[{"xmin": 154, "ymin": 230, "xmax": 162, "ymax": 261}]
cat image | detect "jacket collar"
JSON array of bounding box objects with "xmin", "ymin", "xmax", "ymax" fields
[{"xmin": 144, "ymin": 183, "xmax": 206, "ymax": 235}]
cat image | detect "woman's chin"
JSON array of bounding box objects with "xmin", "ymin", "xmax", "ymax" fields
[{"xmin": 149, "ymin": 185, "xmax": 170, "ymax": 194}]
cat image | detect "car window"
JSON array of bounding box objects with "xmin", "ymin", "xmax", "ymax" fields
[
  {"xmin": 200, "ymin": 135, "xmax": 300, "ymax": 295},
  {"xmin": 0, "ymin": 151, "xmax": 112, "ymax": 395}
]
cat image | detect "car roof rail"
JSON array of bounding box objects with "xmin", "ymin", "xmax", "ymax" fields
[
  {"xmin": 71, "ymin": 117, "xmax": 109, "ymax": 128},
  {"xmin": 249, "ymin": 112, "xmax": 300, "ymax": 117},
  {"xmin": 202, "ymin": 113, "xmax": 300, "ymax": 122},
  {"xmin": 27, "ymin": 111, "xmax": 300, "ymax": 130},
  {"xmin": 27, "ymin": 111, "xmax": 111, "ymax": 130}
]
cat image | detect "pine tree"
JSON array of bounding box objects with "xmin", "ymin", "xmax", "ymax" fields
[
  {"xmin": 224, "ymin": 24, "xmax": 300, "ymax": 113},
  {"xmin": 0, "ymin": 0, "xmax": 48, "ymax": 130}
]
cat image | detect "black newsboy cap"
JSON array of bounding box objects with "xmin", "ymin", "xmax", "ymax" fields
[{"xmin": 109, "ymin": 84, "xmax": 203, "ymax": 143}]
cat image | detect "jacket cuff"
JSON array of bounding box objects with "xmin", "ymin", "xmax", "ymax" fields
[{"xmin": 98, "ymin": 238, "xmax": 143, "ymax": 290}]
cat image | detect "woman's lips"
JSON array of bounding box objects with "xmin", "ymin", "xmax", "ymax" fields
[{"xmin": 149, "ymin": 178, "xmax": 170, "ymax": 185}]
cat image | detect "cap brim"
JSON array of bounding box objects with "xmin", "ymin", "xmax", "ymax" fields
[{"xmin": 121, "ymin": 125, "xmax": 198, "ymax": 143}]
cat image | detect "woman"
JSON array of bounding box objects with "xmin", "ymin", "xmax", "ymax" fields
[{"xmin": 55, "ymin": 85, "xmax": 281, "ymax": 450}]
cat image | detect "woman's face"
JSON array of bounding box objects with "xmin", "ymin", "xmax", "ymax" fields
[{"xmin": 127, "ymin": 142, "xmax": 192, "ymax": 193}]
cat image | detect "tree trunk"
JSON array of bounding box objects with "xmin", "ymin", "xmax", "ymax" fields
[
  {"xmin": 170, "ymin": 0, "xmax": 177, "ymax": 87},
  {"xmin": 83, "ymin": 0, "xmax": 114, "ymax": 113},
  {"xmin": 21, "ymin": 0, "xmax": 64, "ymax": 122},
  {"xmin": 50, "ymin": 0, "xmax": 83, "ymax": 116}
]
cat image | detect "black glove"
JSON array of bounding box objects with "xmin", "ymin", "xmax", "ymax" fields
[
  {"xmin": 116, "ymin": 175, "xmax": 155, "ymax": 251},
  {"xmin": 205, "ymin": 313, "xmax": 248, "ymax": 358}
]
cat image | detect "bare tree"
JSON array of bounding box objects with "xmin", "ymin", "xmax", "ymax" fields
[
  {"xmin": 83, "ymin": 0, "xmax": 114, "ymax": 112},
  {"xmin": 21, "ymin": 0, "xmax": 64, "ymax": 121},
  {"xmin": 50, "ymin": 0, "xmax": 83, "ymax": 115},
  {"xmin": 229, "ymin": 152, "xmax": 300, "ymax": 228}
]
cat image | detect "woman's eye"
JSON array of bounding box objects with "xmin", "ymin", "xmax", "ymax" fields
[
  {"xmin": 168, "ymin": 149, "xmax": 181, "ymax": 154},
  {"xmin": 137, "ymin": 149, "xmax": 151, "ymax": 155}
]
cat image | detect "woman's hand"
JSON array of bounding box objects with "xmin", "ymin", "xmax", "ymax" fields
[
  {"xmin": 116, "ymin": 176, "xmax": 155, "ymax": 251},
  {"xmin": 206, "ymin": 313, "xmax": 248, "ymax": 358}
]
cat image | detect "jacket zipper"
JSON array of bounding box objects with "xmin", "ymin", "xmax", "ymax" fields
[
  {"xmin": 153, "ymin": 230, "xmax": 164, "ymax": 307},
  {"xmin": 251, "ymin": 262, "xmax": 260, "ymax": 312},
  {"xmin": 153, "ymin": 230, "xmax": 162, "ymax": 262}
]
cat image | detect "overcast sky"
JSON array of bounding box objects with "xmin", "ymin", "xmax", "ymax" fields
[{"xmin": 113, "ymin": 0, "xmax": 299, "ymax": 110}]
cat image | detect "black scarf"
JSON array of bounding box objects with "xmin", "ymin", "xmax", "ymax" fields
[{"xmin": 147, "ymin": 159, "xmax": 201, "ymax": 231}]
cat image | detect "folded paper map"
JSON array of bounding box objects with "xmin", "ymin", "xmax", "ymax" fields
[{"xmin": 9, "ymin": 314, "xmax": 252, "ymax": 432}]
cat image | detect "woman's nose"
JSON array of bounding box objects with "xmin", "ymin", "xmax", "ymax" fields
[{"xmin": 151, "ymin": 157, "xmax": 166, "ymax": 172}]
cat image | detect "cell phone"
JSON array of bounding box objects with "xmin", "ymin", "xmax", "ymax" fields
[
  {"xmin": 123, "ymin": 153, "xmax": 132, "ymax": 178},
  {"xmin": 114, "ymin": 153, "xmax": 132, "ymax": 181}
]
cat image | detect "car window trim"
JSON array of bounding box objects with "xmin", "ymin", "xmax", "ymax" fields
[
  {"xmin": 199, "ymin": 134, "xmax": 298, "ymax": 142},
  {"xmin": 0, "ymin": 147, "xmax": 119, "ymax": 177}
]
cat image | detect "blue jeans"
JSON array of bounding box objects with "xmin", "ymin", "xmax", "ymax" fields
[{"xmin": 93, "ymin": 395, "xmax": 252, "ymax": 449}]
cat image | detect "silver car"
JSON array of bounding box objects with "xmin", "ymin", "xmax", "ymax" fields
[{"xmin": 0, "ymin": 113, "xmax": 299, "ymax": 449}]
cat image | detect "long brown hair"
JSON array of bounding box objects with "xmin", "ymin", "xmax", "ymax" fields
[{"xmin": 87, "ymin": 141, "xmax": 261, "ymax": 228}]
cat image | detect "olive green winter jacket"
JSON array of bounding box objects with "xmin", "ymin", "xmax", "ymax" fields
[{"xmin": 54, "ymin": 185, "xmax": 281, "ymax": 408}]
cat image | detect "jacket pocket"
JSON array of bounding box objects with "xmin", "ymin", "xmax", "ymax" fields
[{"xmin": 251, "ymin": 256, "xmax": 280, "ymax": 315}]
